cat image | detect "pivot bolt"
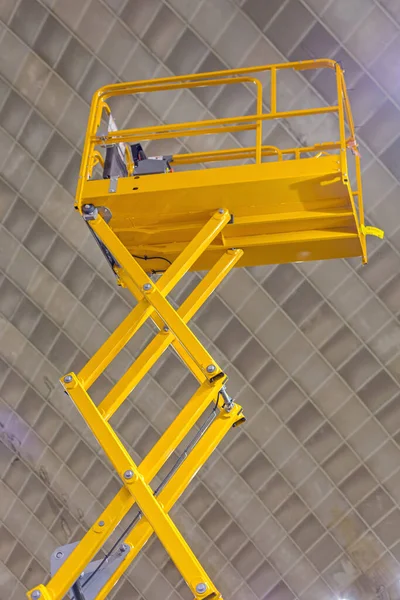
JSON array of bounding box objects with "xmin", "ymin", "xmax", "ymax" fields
[
  {"xmin": 55, "ymin": 551, "xmax": 64, "ymax": 559},
  {"xmin": 31, "ymin": 592, "xmax": 41, "ymax": 600},
  {"xmin": 82, "ymin": 204, "xmax": 94, "ymax": 213},
  {"xmin": 98, "ymin": 520, "xmax": 105, "ymax": 527},
  {"xmin": 143, "ymin": 283, "xmax": 152, "ymax": 292},
  {"xmin": 163, "ymin": 326, "xmax": 169, "ymax": 332},
  {"xmin": 218, "ymin": 208, "xmax": 224, "ymax": 214},
  {"xmin": 124, "ymin": 470, "xmax": 134, "ymax": 480},
  {"xmin": 119, "ymin": 543, "xmax": 130, "ymax": 553},
  {"xmin": 206, "ymin": 365, "xmax": 216, "ymax": 373},
  {"xmin": 64, "ymin": 375, "xmax": 72, "ymax": 384},
  {"xmin": 196, "ymin": 583, "xmax": 208, "ymax": 594}
]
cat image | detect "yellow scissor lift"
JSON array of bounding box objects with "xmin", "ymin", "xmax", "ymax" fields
[{"xmin": 27, "ymin": 60, "xmax": 381, "ymax": 600}]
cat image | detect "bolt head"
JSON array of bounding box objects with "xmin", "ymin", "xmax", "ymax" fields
[
  {"xmin": 124, "ymin": 469, "xmax": 134, "ymax": 480},
  {"xmin": 206, "ymin": 364, "xmax": 216, "ymax": 373},
  {"xmin": 218, "ymin": 208, "xmax": 224, "ymax": 214},
  {"xmin": 83, "ymin": 204, "xmax": 94, "ymax": 213},
  {"xmin": 163, "ymin": 326, "xmax": 169, "ymax": 332},
  {"xmin": 31, "ymin": 592, "xmax": 41, "ymax": 600},
  {"xmin": 55, "ymin": 551, "xmax": 64, "ymax": 559},
  {"xmin": 143, "ymin": 283, "xmax": 152, "ymax": 292},
  {"xmin": 63, "ymin": 375, "xmax": 72, "ymax": 383},
  {"xmin": 196, "ymin": 583, "xmax": 208, "ymax": 594},
  {"xmin": 98, "ymin": 520, "xmax": 105, "ymax": 527},
  {"xmin": 120, "ymin": 543, "xmax": 130, "ymax": 553}
]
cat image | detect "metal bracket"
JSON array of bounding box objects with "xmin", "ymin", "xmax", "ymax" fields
[
  {"xmin": 82, "ymin": 204, "xmax": 98, "ymax": 221},
  {"xmin": 209, "ymin": 371, "xmax": 225, "ymax": 385},
  {"xmin": 97, "ymin": 206, "xmax": 112, "ymax": 224},
  {"xmin": 108, "ymin": 176, "xmax": 118, "ymax": 193},
  {"xmin": 51, "ymin": 542, "xmax": 130, "ymax": 600}
]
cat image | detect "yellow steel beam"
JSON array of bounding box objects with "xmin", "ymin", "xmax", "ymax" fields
[
  {"xmin": 33, "ymin": 376, "xmax": 227, "ymax": 600},
  {"xmin": 89, "ymin": 212, "xmax": 229, "ymax": 380},
  {"xmin": 95, "ymin": 403, "xmax": 243, "ymax": 600},
  {"xmin": 78, "ymin": 209, "xmax": 229, "ymax": 389},
  {"xmin": 114, "ymin": 209, "xmax": 354, "ymax": 236},
  {"xmin": 118, "ymin": 268, "xmax": 207, "ymax": 385},
  {"xmin": 63, "ymin": 374, "xmax": 222, "ymax": 599},
  {"xmin": 30, "ymin": 487, "xmax": 133, "ymax": 600},
  {"xmin": 100, "ymin": 249, "xmax": 242, "ymax": 420},
  {"xmin": 123, "ymin": 228, "xmax": 359, "ymax": 258},
  {"xmin": 226, "ymin": 229, "xmax": 359, "ymax": 248}
]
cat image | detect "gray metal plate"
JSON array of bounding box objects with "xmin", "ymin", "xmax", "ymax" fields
[{"xmin": 51, "ymin": 542, "xmax": 130, "ymax": 600}]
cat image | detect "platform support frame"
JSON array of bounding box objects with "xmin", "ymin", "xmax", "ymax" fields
[{"xmin": 27, "ymin": 209, "xmax": 244, "ymax": 600}]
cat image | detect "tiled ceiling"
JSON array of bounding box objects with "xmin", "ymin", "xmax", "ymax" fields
[{"xmin": 1, "ymin": 0, "xmax": 400, "ymax": 599}]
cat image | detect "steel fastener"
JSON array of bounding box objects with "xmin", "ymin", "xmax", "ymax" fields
[
  {"xmin": 55, "ymin": 551, "xmax": 64, "ymax": 559},
  {"xmin": 143, "ymin": 283, "xmax": 152, "ymax": 291},
  {"xmin": 64, "ymin": 375, "xmax": 72, "ymax": 383},
  {"xmin": 119, "ymin": 543, "xmax": 130, "ymax": 553},
  {"xmin": 218, "ymin": 208, "xmax": 224, "ymax": 214},
  {"xmin": 206, "ymin": 365, "xmax": 216, "ymax": 373},
  {"xmin": 31, "ymin": 592, "xmax": 41, "ymax": 599},
  {"xmin": 124, "ymin": 470, "xmax": 134, "ymax": 480},
  {"xmin": 98, "ymin": 520, "xmax": 105, "ymax": 527},
  {"xmin": 196, "ymin": 583, "xmax": 208, "ymax": 594}
]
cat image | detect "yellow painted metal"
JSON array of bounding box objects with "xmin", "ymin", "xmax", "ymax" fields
[
  {"xmin": 78, "ymin": 209, "xmax": 229, "ymax": 389},
  {"xmin": 116, "ymin": 266, "xmax": 207, "ymax": 385},
  {"xmin": 89, "ymin": 213, "xmax": 226, "ymax": 380},
  {"xmin": 28, "ymin": 201, "xmax": 239, "ymax": 600},
  {"xmin": 28, "ymin": 59, "xmax": 376, "ymax": 600},
  {"xmin": 95, "ymin": 404, "xmax": 243, "ymax": 600},
  {"xmin": 30, "ymin": 376, "xmax": 227, "ymax": 600},
  {"xmin": 64, "ymin": 374, "xmax": 221, "ymax": 598},
  {"xmin": 74, "ymin": 59, "xmax": 368, "ymax": 268},
  {"xmin": 100, "ymin": 249, "xmax": 242, "ymax": 420},
  {"xmin": 82, "ymin": 155, "xmax": 363, "ymax": 270},
  {"xmin": 38, "ymin": 488, "xmax": 133, "ymax": 600}
]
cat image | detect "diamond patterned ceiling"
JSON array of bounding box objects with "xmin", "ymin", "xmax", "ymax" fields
[{"xmin": 1, "ymin": 1, "xmax": 400, "ymax": 599}]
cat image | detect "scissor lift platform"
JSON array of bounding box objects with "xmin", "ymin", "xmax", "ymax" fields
[
  {"xmin": 28, "ymin": 60, "xmax": 382, "ymax": 600},
  {"xmin": 82, "ymin": 154, "xmax": 364, "ymax": 270}
]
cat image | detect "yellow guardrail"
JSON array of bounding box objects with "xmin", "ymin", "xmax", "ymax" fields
[
  {"xmin": 77, "ymin": 59, "xmax": 360, "ymax": 179},
  {"xmin": 76, "ymin": 59, "xmax": 365, "ymax": 238}
]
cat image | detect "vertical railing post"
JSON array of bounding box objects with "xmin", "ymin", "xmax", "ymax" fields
[
  {"xmin": 255, "ymin": 78, "xmax": 264, "ymax": 164},
  {"xmin": 335, "ymin": 64, "xmax": 348, "ymax": 181},
  {"xmin": 270, "ymin": 67, "xmax": 277, "ymax": 115}
]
